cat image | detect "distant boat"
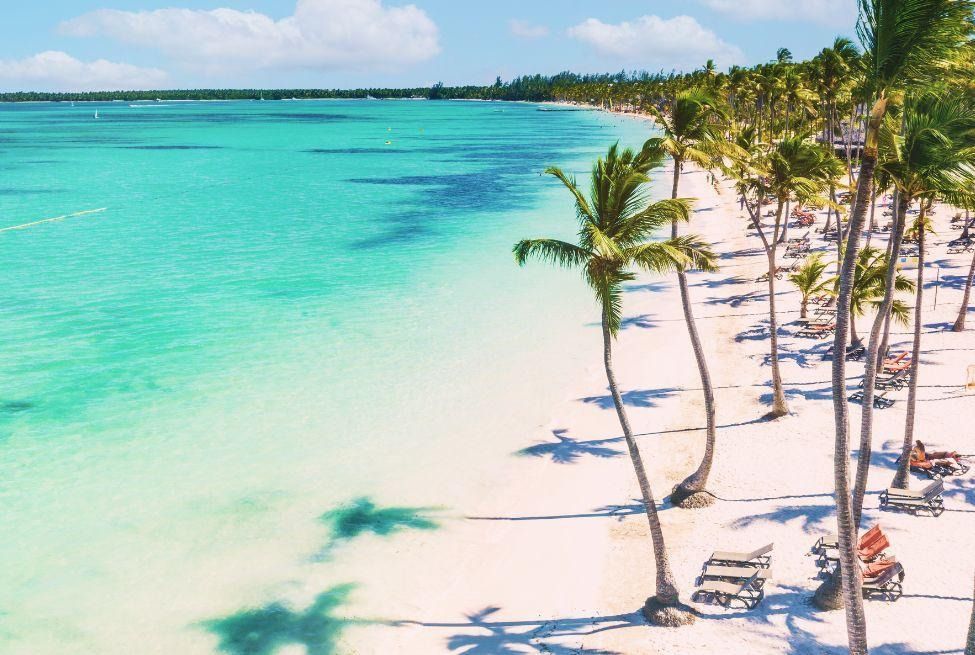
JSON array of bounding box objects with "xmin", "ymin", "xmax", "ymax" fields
[{"xmin": 94, "ymin": 110, "xmax": 99, "ymax": 119}]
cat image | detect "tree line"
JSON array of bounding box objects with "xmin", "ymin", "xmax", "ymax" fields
[{"xmin": 517, "ymin": 1, "xmax": 975, "ymax": 653}]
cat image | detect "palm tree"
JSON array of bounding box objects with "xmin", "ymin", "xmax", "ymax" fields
[
  {"xmin": 788, "ymin": 253, "xmax": 834, "ymax": 318},
  {"xmin": 953, "ymin": 195, "xmax": 975, "ymax": 332},
  {"xmin": 646, "ymin": 91, "xmax": 737, "ymax": 507},
  {"xmin": 859, "ymin": 94, "xmax": 975, "ymax": 497},
  {"xmin": 738, "ymin": 135, "xmax": 841, "ymax": 417},
  {"xmin": 954, "ymin": 244, "xmax": 975, "ymax": 332},
  {"xmin": 823, "ymin": 4, "xmax": 974, "ymax": 646},
  {"xmin": 968, "ymin": 572, "xmax": 975, "ymax": 655},
  {"xmin": 846, "ymin": 246, "xmax": 914, "ymax": 347},
  {"xmin": 514, "ymin": 143, "xmax": 716, "ymax": 625}
]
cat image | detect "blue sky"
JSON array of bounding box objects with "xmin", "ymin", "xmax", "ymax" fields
[{"xmin": 0, "ymin": 0, "xmax": 858, "ymax": 91}]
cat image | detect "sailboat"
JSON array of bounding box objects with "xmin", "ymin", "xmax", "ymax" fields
[{"xmin": 94, "ymin": 110, "xmax": 99, "ymax": 119}]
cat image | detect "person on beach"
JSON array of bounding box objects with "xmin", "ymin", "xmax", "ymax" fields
[{"xmin": 910, "ymin": 440, "xmax": 964, "ymax": 472}]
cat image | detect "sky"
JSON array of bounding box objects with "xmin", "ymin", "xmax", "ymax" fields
[{"xmin": 0, "ymin": 0, "xmax": 859, "ymax": 92}]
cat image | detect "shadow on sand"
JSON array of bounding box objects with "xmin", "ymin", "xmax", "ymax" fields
[{"xmin": 203, "ymin": 585, "xmax": 355, "ymax": 655}]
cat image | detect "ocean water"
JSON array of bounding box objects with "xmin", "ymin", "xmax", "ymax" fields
[{"xmin": 0, "ymin": 99, "xmax": 650, "ymax": 654}]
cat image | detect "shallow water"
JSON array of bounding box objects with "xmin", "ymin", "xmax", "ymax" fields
[{"xmin": 0, "ymin": 99, "xmax": 650, "ymax": 654}]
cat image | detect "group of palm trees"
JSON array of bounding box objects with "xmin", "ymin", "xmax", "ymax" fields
[{"xmin": 516, "ymin": 1, "xmax": 975, "ymax": 652}]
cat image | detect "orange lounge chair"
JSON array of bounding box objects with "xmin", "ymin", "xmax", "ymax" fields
[{"xmin": 883, "ymin": 352, "xmax": 910, "ymax": 373}]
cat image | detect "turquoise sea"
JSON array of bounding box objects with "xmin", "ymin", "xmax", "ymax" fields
[{"xmin": 0, "ymin": 99, "xmax": 650, "ymax": 654}]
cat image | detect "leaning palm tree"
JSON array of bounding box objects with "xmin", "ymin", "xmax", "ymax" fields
[
  {"xmin": 738, "ymin": 135, "xmax": 841, "ymax": 417},
  {"xmin": 955, "ymin": 242, "xmax": 975, "ymax": 332},
  {"xmin": 968, "ymin": 572, "xmax": 975, "ymax": 655},
  {"xmin": 788, "ymin": 253, "xmax": 835, "ymax": 318},
  {"xmin": 514, "ymin": 143, "xmax": 716, "ymax": 625},
  {"xmin": 823, "ymin": 4, "xmax": 974, "ymax": 646},
  {"xmin": 646, "ymin": 90, "xmax": 738, "ymax": 507},
  {"xmin": 953, "ymin": 194, "xmax": 975, "ymax": 332}
]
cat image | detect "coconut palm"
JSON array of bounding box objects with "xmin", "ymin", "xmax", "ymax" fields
[
  {"xmin": 514, "ymin": 142, "xmax": 716, "ymax": 625},
  {"xmin": 645, "ymin": 91, "xmax": 738, "ymax": 507},
  {"xmin": 788, "ymin": 253, "xmax": 835, "ymax": 318},
  {"xmin": 823, "ymin": 4, "xmax": 975, "ymax": 645},
  {"xmin": 738, "ymin": 135, "xmax": 842, "ymax": 417},
  {"xmin": 846, "ymin": 246, "xmax": 915, "ymax": 346}
]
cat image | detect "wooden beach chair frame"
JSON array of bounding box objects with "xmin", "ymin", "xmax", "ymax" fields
[
  {"xmin": 700, "ymin": 564, "xmax": 773, "ymax": 590},
  {"xmin": 861, "ymin": 562, "xmax": 905, "ymax": 601},
  {"xmin": 848, "ymin": 390, "xmax": 894, "ymax": 409}
]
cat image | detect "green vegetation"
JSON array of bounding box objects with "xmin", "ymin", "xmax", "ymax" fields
[
  {"xmin": 515, "ymin": 142, "xmax": 716, "ymax": 625},
  {"xmin": 510, "ymin": 1, "xmax": 975, "ymax": 651}
]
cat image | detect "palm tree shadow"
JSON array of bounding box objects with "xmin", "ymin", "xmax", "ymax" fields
[
  {"xmin": 736, "ymin": 324, "xmax": 770, "ymax": 342},
  {"xmin": 401, "ymin": 606, "xmax": 638, "ymax": 654},
  {"xmin": 314, "ymin": 497, "xmax": 440, "ymax": 561},
  {"xmin": 620, "ymin": 314, "xmax": 658, "ymax": 330},
  {"xmin": 623, "ymin": 281, "xmax": 670, "ymax": 294},
  {"xmin": 943, "ymin": 477, "xmax": 975, "ymax": 505},
  {"xmin": 517, "ymin": 429, "xmax": 623, "ymax": 464},
  {"xmin": 708, "ymin": 290, "xmax": 768, "ymax": 307},
  {"xmin": 203, "ymin": 585, "xmax": 355, "ymax": 655},
  {"xmin": 579, "ymin": 387, "xmax": 680, "ymax": 410},
  {"xmin": 691, "ymin": 275, "xmax": 748, "ymax": 288},
  {"xmin": 730, "ymin": 504, "xmax": 834, "ymax": 535},
  {"xmin": 758, "ymin": 384, "xmax": 833, "ymax": 404}
]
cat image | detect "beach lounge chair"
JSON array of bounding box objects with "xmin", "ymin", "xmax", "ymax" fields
[
  {"xmin": 701, "ymin": 564, "xmax": 773, "ymax": 589},
  {"xmin": 848, "ymin": 390, "xmax": 894, "ymax": 409},
  {"xmin": 814, "ymin": 526, "xmax": 890, "ymax": 573},
  {"xmin": 708, "ymin": 543, "xmax": 773, "ymax": 568},
  {"xmin": 882, "ymin": 352, "xmax": 910, "ymax": 373},
  {"xmin": 859, "ymin": 369, "xmax": 909, "ymax": 391},
  {"xmin": 814, "ymin": 524, "xmax": 881, "ymax": 555},
  {"xmin": 879, "ymin": 480, "xmax": 945, "ymax": 516},
  {"xmin": 907, "ymin": 442, "xmax": 970, "ymax": 479},
  {"xmin": 694, "ymin": 571, "xmax": 765, "ymax": 609},
  {"xmin": 797, "ymin": 322, "xmax": 836, "ymax": 339},
  {"xmin": 948, "ymin": 238, "xmax": 974, "ymax": 254},
  {"xmin": 861, "ymin": 562, "xmax": 905, "ymax": 601}
]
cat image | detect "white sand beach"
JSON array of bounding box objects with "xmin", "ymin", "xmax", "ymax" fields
[{"xmin": 330, "ymin": 157, "xmax": 975, "ymax": 654}]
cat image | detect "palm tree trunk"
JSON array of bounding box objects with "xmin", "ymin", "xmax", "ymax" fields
[
  {"xmin": 801, "ymin": 297, "xmax": 809, "ymax": 319},
  {"xmin": 967, "ymin": 567, "xmax": 975, "ymax": 655},
  {"xmin": 954, "ymin": 241, "xmax": 975, "ymax": 332},
  {"xmin": 850, "ymin": 314, "xmax": 859, "ymax": 346},
  {"xmin": 600, "ymin": 312, "xmax": 690, "ymax": 625},
  {"xmin": 851, "ymin": 192, "xmax": 909, "ymax": 525},
  {"xmin": 893, "ymin": 220, "xmax": 927, "ymax": 489},
  {"xmin": 865, "ymin": 188, "xmax": 877, "ymax": 247},
  {"xmin": 767, "ymin": 202, "xmax": 789, "ymax": 417},
  {"xmin": 670, "ymin": 162, "xmax": 718, "ymax": 508},
  {"xmin": 817, "ymin": 99, "xmax": 883, "ymax": 655}
]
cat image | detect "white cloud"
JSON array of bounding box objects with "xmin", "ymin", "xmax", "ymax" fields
[
  {"xmin": 0, "ymin": 51, "xmax": 168, "ymax": 91},
  {"xmin": 699, "ymin": 0, "xmax": 856, "ymax": 26},
  {"xmin": 568, "ymin": 15, "xmax": 744, "ymax": 71},
  {"xmin": 509, "ymin": 19, "xmax": 549, "ymax": 39},
  {"xmin": 60, "ymin": 0, "xmax": 440, "ymax": 74}
]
